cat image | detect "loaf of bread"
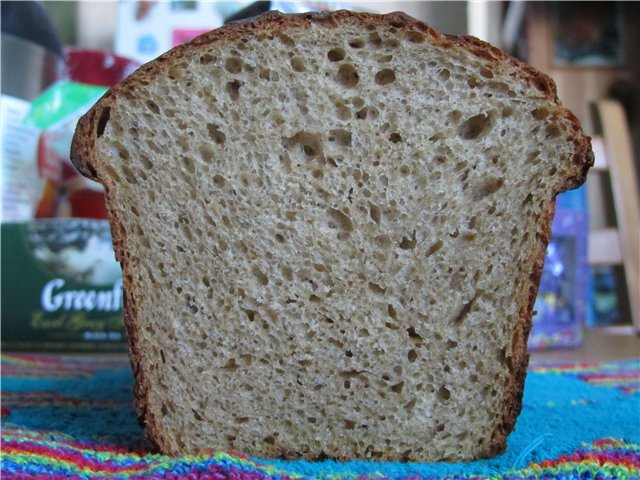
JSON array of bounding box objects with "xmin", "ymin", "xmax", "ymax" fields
[{"xmin": 71, "ymin": 10, "xmax": 592, "ymax": 462}]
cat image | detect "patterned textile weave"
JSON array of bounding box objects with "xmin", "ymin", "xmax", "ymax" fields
[{"xmin": 1, "ymin": 354, "xmax": 639, "ymax": 479}]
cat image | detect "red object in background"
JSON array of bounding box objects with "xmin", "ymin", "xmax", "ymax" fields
[
  {"xmin": 61, "ymin": 50, "xmax": 139, "ymax": 219},
  {"xmin": 65, "ymin": 50, "xmax": 139, "ymax": 87},
  {"xmin": 67, "ymin": 189, "xmax": 109, "ymax": 219}
]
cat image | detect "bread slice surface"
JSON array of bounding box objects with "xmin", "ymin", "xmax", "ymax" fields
[{"xmin": 71, "ymin": 10, "xmax": 592, "ymax": 462}]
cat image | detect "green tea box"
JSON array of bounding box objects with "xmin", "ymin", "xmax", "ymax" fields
[{"xmin": 1, "ymin": 219, "xmax": 126, "ymax": 351}]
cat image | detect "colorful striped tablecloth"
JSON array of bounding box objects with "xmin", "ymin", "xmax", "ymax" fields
[{"xmin": 1, "ymin": 354, "xmax": 639, "ymax": 479}]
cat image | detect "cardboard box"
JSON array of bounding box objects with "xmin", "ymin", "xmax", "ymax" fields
[
  {"xmin": 529, "ymin": 198, "xmax": 589, "ymax": 350},
  {"xmin": 1, "ymin": 219, "xmax": 126, "ymax": 351}
]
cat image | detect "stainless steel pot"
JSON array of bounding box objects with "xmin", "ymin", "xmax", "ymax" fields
[{"xmin": 1, "ymin": 32, "xmax": 65, "ymax": 101}]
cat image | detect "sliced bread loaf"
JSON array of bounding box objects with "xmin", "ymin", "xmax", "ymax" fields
[{"xmin": 71, "ymin": 10, "xmax": 592, "ymax": 462}]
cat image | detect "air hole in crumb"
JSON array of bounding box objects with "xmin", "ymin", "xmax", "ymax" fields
[
  {"xmin": 336, "ymin": 64, "xmax": 359, "ymax": 88},
  {"xmin": 452, "ymin": 295, "xmax": 477, "ymax": 324},
  {"xmin": 288, "ymin": 131, "xmax": 323, "ymax": 158},
  {"xmin": 407, "ymin": 349, "xmax": 417, "ymax": 362},
  {"xmin": 199, "ymin": 146, "xmax": 214, "ymax": 163},
  {"xmin": 252, "ymin": 266, "xmax": 269, "ymax": 285},
  {"xmin": 327, "ymin": 48, "xmax": 346, "ymax": 62},
  {"xmin": 388, "ymin": 304, "xmax": 397, "ymax": 320},
  {"xmin": 264, "ymin": 435, "xmax": 276, "ymax": 445},
  {"xmin": 115, "ymin": 144, "xmax": 130, "ymax": 160},
  {"xmin": 546, "ymin": 124, "xmax": 562, "ymax": 138},
  {"xmin": 472, "ymin": 177, "xmax": 504, "ymax": 200},
  {"xmin": 281, "ymin": 266, "xmax": 293, "ymax": 281},
  {"xmin": 532, "ymin": 107, "xmax": 549, "ymax": 120},
  {"xmin": 224, "ymin": 358, "xmax": 240, "ymax": 370},
  {"xmin": 349, "ymin": 38, "xmax": 365, "ymax": 48},
  {"xmin": 328, "ymin": 129, "xmax": 352, "ymax": 147},
  {"xmin": 199, "ymin": 53, "xmax": 215, "ymax": 64},
  {"xmin": 344, "ymin": 419, "xmax": 357, "ymax": 429},
  {"xmin": 375, "ymin": 68, "xmax": 396, "ymax": 85},
  {"xmin": 181, "ymin": 156, "xmax": 195, "ymax": 174},
  {"xmin": 121, "ymin": 165, "xmax": 138, "ymax": 184},
  {"xmin": 96, "ymin": 107, "xmax": 111, "ymax": 137},
  {"xmin": 385, "ymin": 38, "xmax": 401, "ymax": 48},
  {"xmin": 146, "ymin": 100, "xmax": 160, "ymax": 114},
  {"xmin": 213, "ymin": 174, "xmax": 226, "ymax": 188},
  {"xmin": 327, "ymin": 208, "xmax": 353, "ymax": 232},
  {"xmin": 480, "ymin": 67, "xmax": 494, "ymax": 78},
  {"xmin": 259, "ymin": 68, "xmax": 273, "ymax": 81},
  {"xmin": 399, "ymin": 231, "xmax": 417, "ymax": 250},
  {"xmin": 437, "ymin": 386, "xmax": 451, "ymax": 401},
  {"xmin": 438, "ymin": 69, "xmax": 450, "ymax": 81},
  {"xmin": 502, "ymin": 106, "xmax": 514, "ymax": 117},
  {"xmin": 207, "ymin": 123, "xmax": 226, "ymax": 144},
  {"xmin": 369, "ymin": 205, "xmax": 381, "ymax": 224},
  {"xmin": 458, "ymin": 113, "xmax": 492, "ymax": 140},
  {"xmin": 390, "ymin": 133, "xmax": 402, "ymax": 143},
  {"xmin": 406, "ymin": 31, "xmax": 426, "ymax": 43},
  {"xmin": 448, "ymin": 110, "xmax": 462, "ymax": 123},
  {"xmin": 498, "ymin": 346, "xmax": 512, "ymax": 369},
  {"xmin": 226, "ymin": 80, "xmax": 241, "ymax": 100},
  {"xmin": 291, "ymin": 57, "xmax": 305, "ymax": 72},
  {"xmin": 277, "ymin": 33, "xmax": 295, "ymax": 46},
  {"xmin": 225, "ymin": 57, "xmax": 243, "ymax": 74},
  {"xmin": 407, "ymin": 327, "xmax": 423, "ymax": 340},
  {"xmin": 192, "ymin": 409, "xmax": 204, "ymax": 421},
  {"xmin": 368, "ymin": 282, "xmax": 386, "ymax": 294},
  {"xmin": 368, "ymin": 32, "xmax": 383, "ymax": 46},
  {"xmin": 390, "ymin": 381, "xmax": 404, "ymax": 394},
  {"xmin": 461, "ymin": 232, "xmax": 476, "ymax": 242}
]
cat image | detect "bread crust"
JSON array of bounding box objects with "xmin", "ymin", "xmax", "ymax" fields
[{"xmin": 70, "ymin": 9, "xmax": 593, "ymax": 461}]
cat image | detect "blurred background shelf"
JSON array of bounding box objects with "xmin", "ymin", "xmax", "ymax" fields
[{"xmin": 531, "ymin": 328, "xmax": 639, "ymax": 363}]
